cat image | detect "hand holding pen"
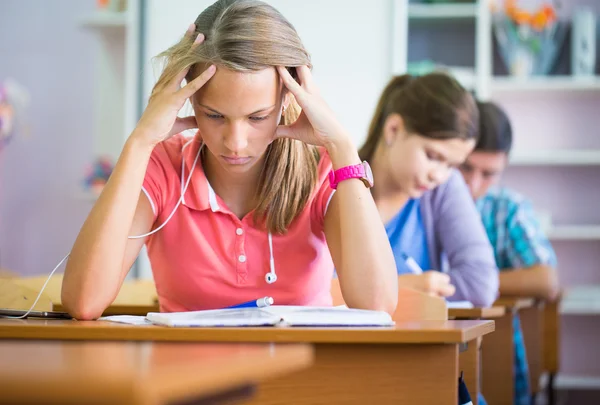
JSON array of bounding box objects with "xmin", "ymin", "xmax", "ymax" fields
[{"xmin": 401, "ymin": 253, "xmax": 455, "ymax": 297}]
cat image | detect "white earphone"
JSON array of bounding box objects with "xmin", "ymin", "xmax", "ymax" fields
[
  {"xmin": 265, "ymin": 232, "xmax": 277, "ymax": 284},
  {"xmin": 7, "ymin": 138, "xmax": 278, "ymax": 319}
]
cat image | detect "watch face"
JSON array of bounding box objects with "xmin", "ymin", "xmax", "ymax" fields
[{"xmin": 362, "ymin": 161, "xmax": 374, "ymax": 187}]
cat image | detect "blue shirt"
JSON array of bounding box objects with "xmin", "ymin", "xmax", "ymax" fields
[
  {"xmin": 386, "ymin": 199, "xmax": 430, "ymax": 275},
  {"xmin": 477, "ymin": 187, "xmax": 557, "ymax": 405}
]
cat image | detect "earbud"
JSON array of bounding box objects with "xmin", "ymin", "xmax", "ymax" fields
[
  {"xmin": 266, "ymin": 233, "xmax": 277, "ymax": 284},
  {"xmin": 265, "ymin": 272, "xmax": 278, "ymax": 284}
]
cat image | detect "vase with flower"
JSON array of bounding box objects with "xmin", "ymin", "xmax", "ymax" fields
[{"xmin": 493, "ymin": 0, "xmax": 567, "ymax": 77}]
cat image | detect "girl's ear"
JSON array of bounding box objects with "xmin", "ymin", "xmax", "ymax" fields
[
  {"xmin": 383, "ymin": 113, "xmax": 405, "ymax": 146},
  {"xmin": 282, "ymin": 91, "xmax": 292, "ymax": 112}
]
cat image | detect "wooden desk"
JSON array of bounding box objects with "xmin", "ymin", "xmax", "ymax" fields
[
  {"xmin": 0, "ymin": 339, "xmax": 312, "ymax": 405},
  {"xmin": 543, "ymin": 296, "xmax": 561, "ymax": 405},
  {"xmin": 52, "ymin": 303, "xmax": 159, "ymax": 316},
  {"xmin": 448, "ymin": 307, "xmax": 506, "ymax": 320},
  {"xmin": 0, "ymin": 319, "xmax": 494, "ymax": 405},
  {"xmin": 448, "ymin": 306, "xmax": 507, "ymax": 405},
  {"xmin": 520, "ymin": 301, "xmax": 544, "ymax": 398},
  {"xmin": 7, "ymin": 275, "xmax": 160, "ymax": 316},
  {"xmin": 480, "ymin": 298, "xmax": 534, "ymax": 405}
]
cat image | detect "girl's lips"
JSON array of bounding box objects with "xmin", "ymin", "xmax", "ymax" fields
[{"xmin": 221, "ymin": 155, "xmax": 252, "ymax": 165}]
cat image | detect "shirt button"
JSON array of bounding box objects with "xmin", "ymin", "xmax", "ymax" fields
[
  {"xmin": 238, "ymin": 255, "xmax": 246, "ymax": 263},
  {"xmin": 236, "ymin": 228, "xmax": 243, "ymax": 236}
]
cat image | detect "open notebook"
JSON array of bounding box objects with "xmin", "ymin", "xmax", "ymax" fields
[{"xmin": 144, "ymin": 306, "xmax": 394, "ymax": 327}]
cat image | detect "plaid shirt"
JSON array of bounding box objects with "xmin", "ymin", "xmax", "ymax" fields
[{"xmin": 477, "ymin": 187, "xmax": 557, "ymax": 405}]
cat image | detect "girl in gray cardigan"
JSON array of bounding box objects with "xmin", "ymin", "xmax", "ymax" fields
[{"xmin": 361, "ymin": 73, "xmax": 499, "ymax": 307}]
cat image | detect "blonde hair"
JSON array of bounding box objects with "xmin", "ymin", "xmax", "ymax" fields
[{"xmin": 152, "ymin": 0, "xmax": 319, "ymax": 234}]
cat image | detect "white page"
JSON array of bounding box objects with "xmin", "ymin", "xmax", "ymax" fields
[
  {"xmin": 264, "ymin": 306, "xmax": 394, "ymax": 326},
  {"xmin": 98, "ymin": 315, "xmax": 153, "ymax": 325},
  {"xmin": 146, "ymin": 308, "xmax": 282, "ymax": 327},
  {"xmin": 446, "ymin": 301, "xmax": 474, "ymax": 309},
  {"xmin": 145, "ymin": 306, "xmax": 394, "ymax": 328}
]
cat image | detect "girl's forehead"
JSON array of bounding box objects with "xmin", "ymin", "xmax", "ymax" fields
[{"xmin": 194, "ymin": 67, "xmax": 282, "ymax": 109}]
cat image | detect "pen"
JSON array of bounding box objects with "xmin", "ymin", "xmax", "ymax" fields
[
  {"xmin": 400, "ymin": 253, "xmax": 423, "ymax": 275},
  {"xmin": 227, "ymin": 296, "xmax": 274, "ymax": 309}
]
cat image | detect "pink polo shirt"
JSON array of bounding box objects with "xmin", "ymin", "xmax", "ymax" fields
[{"xmin": 141, "ymin": 134, "xmax": 336, "ymax": 312}]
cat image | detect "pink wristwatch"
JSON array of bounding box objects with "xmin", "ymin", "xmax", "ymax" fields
[{"xmin": 328, "ymin": 161, "xmax": 374, "ymax": 189}]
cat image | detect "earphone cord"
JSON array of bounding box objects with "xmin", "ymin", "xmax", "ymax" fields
[{"xmin": 5, "ymin": 140, "xmax": 202, "ymax": 319}]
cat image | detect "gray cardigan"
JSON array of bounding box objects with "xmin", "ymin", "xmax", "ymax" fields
[{"xmin": 420, "ymin": 170, "xmax": 499, "ymax": 307}]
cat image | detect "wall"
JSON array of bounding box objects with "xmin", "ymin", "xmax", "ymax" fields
[
  {"xmin": 143, "ymin": 0, "xmax": 395, "ymax": 147},
  {"xmin": 0, "ymin": 0, "xmax": 96, "ymax": 276}
]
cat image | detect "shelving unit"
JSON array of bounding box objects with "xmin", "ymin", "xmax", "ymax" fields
[
  {"xmin": 397, "ymin": 0, "xmax": 600, "ymax": 392},
  {"xmin": 79, "ymin": 11, "xmax": 128, "ymax": 28},
  {"xmin": 548, "ymin": 225, "xmax": 600, "ymax": 241},
  {"xmin": 491, "ymin": 76, "xmax": 600, "ymax": 92},
  {"xmin": 510, "ymin": 150, "xmax": 600, "ymax": 166},
  {"xmin": 555, "ymin": 375, "xmax": 600, "ymax": 390},
  {"xmin": 408, "ymin": 3, "xmax": 477, "ymax": 20},
  {"xmin": 561, "ymin": 286, "xmax": 600, "ymax": 315},
  {"xmin": 78, "ymin": 3, "xmax": 141, "ymax": 166},
  {"xmin": 77, "ymin": 1, "xmax": 144, "ymax": 279}
]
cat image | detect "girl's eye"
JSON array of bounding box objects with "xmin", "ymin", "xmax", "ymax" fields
[
  {"xmin": 249, "ymin": 115, "xmax": 270, "ymax": 122},
  {"xmin": 426, "ymin": 151, "xmax": 440, "ymax": 161},
  {"xmin": 204, "ymin": 113, "xmax": 223, "ymax": 120}
]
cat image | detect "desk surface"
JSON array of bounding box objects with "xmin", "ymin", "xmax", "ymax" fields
[
  {"xmin": 448, "ymin": 306, "xmax": 506, "ymax": 320},
  {"xmin": 493, "ymin": 297, "xmax": 536, "ymax": 309},
  {"xmin": 53, "ymin": 303, "xmax": 159, "ymax": 316},
  {"xmin": 0, "ymin": 319, "xmax": 494, "ymax": 343},
  {"xmin": 0, "ymin": 340, "xmax": 313, "ymax": 405}
]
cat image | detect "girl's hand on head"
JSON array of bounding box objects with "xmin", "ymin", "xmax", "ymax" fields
[
  {"xmin": 132, "ymin": 24, "xmax": 216, "ymax": 148},
  {"xmin": 275, "ymin": 66, "xmax": 350, "ymax": 150}
]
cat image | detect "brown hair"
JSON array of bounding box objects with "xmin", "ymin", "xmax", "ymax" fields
[
  {"xmin": 475, "ymin": 101, "xmax": 513, "ymax": 154},
  {"xmin": 152, "ymin": 0, "xmax": 319, "ymax": 234},
  {"xmin": 359, "ymin": 73, "xmax": 478, "ymax": 162}
]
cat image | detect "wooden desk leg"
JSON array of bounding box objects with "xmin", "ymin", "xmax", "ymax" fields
[
  {"xmin": 460, "ymin": 337, "xmax": 482, "ymax": 405},
  {"xmin": 520, "ymin": 304, "xmax": 543, "ymax": 399},
  {"xmin": 543, "ymin": 299, "xmax": 560, "ymax": 405},
  {"xmin": 482, "ymin": 311, "xmax": 515, "ymax": 405},
  {"xmin": 177, "ymin": 385, "xmax": 255, "ymax": 405},
  {"xmin": 247, "ymin": 343, "xmax": 459, "ymax": 405}
]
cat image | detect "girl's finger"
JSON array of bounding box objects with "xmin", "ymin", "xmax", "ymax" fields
[
  {"xmin": 175, "ymin": 116, "xmax": 198, "ymax": 131},
  {"xmin": 296, "ymin": 65, "xmax": 317, "ymax": 93},
  {"xmin": 177, "ymin": 64, "xmax": 217, "ymax": 99},
  {"xmin": 277, "ymin": 66, "xmax": 305, "ymax": 101},
  {"xmin": 191, "ymin": 33, "xmax": 205, "ymax": 49},
  {"xmin": 167, "ymin": 66, "xmax": 191, "ymax": 93},
  {"xmin": 186, "ymin": 23, "xmax": 195, "ymax": 36},
  {"xmin": 274, "ymin": 123, "xmax": 294, "ymax": 140}
]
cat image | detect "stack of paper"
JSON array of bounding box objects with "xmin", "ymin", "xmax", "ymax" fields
[{"xmin": 102, "ymin": 306, "xmax": 394, "ymax": 328}]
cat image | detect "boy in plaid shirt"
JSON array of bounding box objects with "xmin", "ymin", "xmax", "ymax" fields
[{"xmin": 460, "ymin": 101, "xmax": 559, "ymax": 405}]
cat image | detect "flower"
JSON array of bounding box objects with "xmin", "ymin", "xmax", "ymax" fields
[{"xmin": 500, "ymin": 0, "xmax": 558, "ymax": 31}]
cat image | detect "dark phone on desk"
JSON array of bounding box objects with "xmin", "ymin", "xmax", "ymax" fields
[{"xmin": 0, "ymin": 308, "xmax": 72, "ymax": 319}]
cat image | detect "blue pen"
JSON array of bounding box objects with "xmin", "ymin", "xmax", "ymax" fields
[
  {"xmin": 400, "ymin": 253, "xmax": 423, "ymax": 275},
  {"xmin": 227, "ymin": 296, "xmax": 274, "ymax": 309}
]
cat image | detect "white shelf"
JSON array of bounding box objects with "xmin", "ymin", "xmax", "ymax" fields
[
  {"xmin": 561, "ymin": 286, "xmax": 600, "ymax": 315},
  {"xmin": 548, "ymin": 225, "xmax": 600, "ymax": 241},
  {"xmin": 509, "ymin": 150, "xmax": 600, "ymax": 166},
  {"xmin": 408, "ymin": 3, "xmax": 476, "ymax": 20},
  {"xmin": 555, "ymin": 374, "xmax": 600, "ymax": 389},
  {"xmin": 79, "ymin": 11, "xmax": 128, "ymax": 29},
  {"xmin": 491, "ymin": 76, "xmax": 600, "ymax": 93}
]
